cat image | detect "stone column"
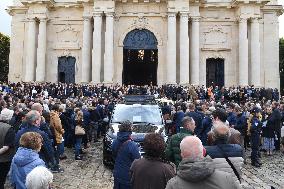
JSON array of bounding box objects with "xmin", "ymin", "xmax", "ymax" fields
[
  {"xmin": 104, "ymin": 12, "xmax": 114, "ymax": 84},
  {"xmin": 92, "ymin": 12, "xmax": 102, "ymax": 83},
  {"xmin": 179, "ymin": 12, "xmax": 189, "ymax": 85},
  {"xmin": 166, "ymin": 12, "xmax": 177, "ymax": 84},
  {"xmin": 238, "ymin": 17, "xmax": 248, "ymax": 86},
  {"xmin": 36, "ymin": 18, "xmax": 47, "ymax": 82},
  {"xmin": 190, "ymin": 17, "xmax": 200, "ymax": 85},
  {"xmin": 24, "ymin": 17, "xmax": 36, "ymax": 82},
  {"xmin": 250, "ymin": 17, "xmax": 261, "ymax": 87},
  {"xmin": 81, "ymin": 16, "xmax": 92, "ymax": 82}
]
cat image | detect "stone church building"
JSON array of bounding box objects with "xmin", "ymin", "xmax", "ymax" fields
[{"xmin": 7, "ymin": 0, "xmax": 283, "ymax": 87}]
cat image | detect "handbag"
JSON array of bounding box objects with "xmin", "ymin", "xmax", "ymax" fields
[{"xmin": 75, "ymin": 125, "xmax": 85, "ymax": 135}]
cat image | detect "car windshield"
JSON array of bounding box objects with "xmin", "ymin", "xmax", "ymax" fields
[{"xmin": 112, "ymin": 104, "xmax": 162, "ymax": 125}]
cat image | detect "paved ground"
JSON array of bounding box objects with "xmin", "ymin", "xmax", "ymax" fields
[{"xmin": 5, "ymin": 141, "xmax": 284, "ymax": 189}]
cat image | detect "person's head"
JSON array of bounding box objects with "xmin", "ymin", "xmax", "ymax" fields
[
  {"xmin": 144, "ymin": 133, "xmax": 166, "ymax": 158},
  {"xmin": 31, "ymin": 103, "xmax": 43, "ymax": 115},
  {"xmin": 265, "ymin": 105, "xmax": 272, "ymax": 114},
  {"xmin": 20, "ymin": 132, "xmax": 43, "ymax": 152},
  {"xmin": 272, "ymin": 101, "xmax": 279, "ymax": 109},
  {"xmin": 211, "ymin": 121, "xmax": 230, "ymax": 144},
  {"xmin": 0, "ymin": 108, "xmax": 14, "ymax": 122},
  {"xmin": 25, "ymin": 110, "xmax": 41, "ymax": 127},
  {"xmin": 234, "ymin": 106, "xmax": 242, "ymax": 115},
  {"xmin": 180, "ymin": 136, "xmax": 204, "ymax": 160},
  {"xmin": 26, "ymin": 166, "xmax": 53, "ymax": 189},
  {"xmin": 181, "ymin": 116, "xmax": 195, "ymax": 133},
  {"xmin": 212, "ymin": 108, "xmax": 227, "ymax": 123},
  {"xmin": 119, "ymin": 120, "xmax": 132, "ymax": 132},
  {"xmin": 51, "ymin": 104, "xmax": 60, "ymax": 112},
  {"xmin": 227, "ymin": 103, "xmax": 235, "ymax": 113},
  {"xmin": 188, "ymin": 103, "xmax": 195, "ymax": 111}
]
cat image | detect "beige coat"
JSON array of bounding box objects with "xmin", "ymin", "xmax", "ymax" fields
[{"xmin": 50, "ymin": 111, "xmax": 64, "ymax": 144}]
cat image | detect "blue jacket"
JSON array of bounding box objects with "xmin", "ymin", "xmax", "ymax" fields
[
  {"xmin": 205, "ymin": 143, "xmax": 243, "ymax": 159},
  {"xmin": 112, "ymin": 132, "xmax": 140, "ymax": 186},
  {"xmin": 227, "ymin": 112, "xmax": 237, "ymax": 127},
  {"xmin": 235, "ymin": 113, "xmax": 247, "ymax": 135},
  {"xmin": 15, "ymin": 124, "xmax": 55, "ymax": 163},
  {"xmin": 186, "ymin": 111, "xmax": 203, "ymax": 137},
  {"xmin": 200, "ymin": 116, "xmax": 212, "ymax": 145},
  {"xmin": 10, "ymin": 147, "xmax": 45, "ymax": 189}
]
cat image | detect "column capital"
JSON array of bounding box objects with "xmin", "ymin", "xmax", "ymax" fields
[
  {"xmin": 250, "ymin": 17, "xmax": 260, "ymax": 23},
  {"xmin": 180, "ymin": 12, "xmax": 189, "ymax": 18},
  {"xmin": 237, "ymin": 17, "xmax": 247, "ymax": 23},
  {"xmin": 26, "ymin": 17, "xmax": 36, "ymax": 22},
  {"xmin": 167, "ymin": 12, "xmax": 177, "ymax": 18},
  {"xmin": 105, "ymin": 12, "xmax": 115, "ymax": 17},
  {"xmin": 38, "ymin": 17, "xmax": 48, "ymax": 22},
  {"xmin": 191, "ymin": 16, "xmax": 200, "ymax": 22},
  {"xmin": 93, "ymin": 11, "xmax": 103, "ymax": 17},
  {"xmin": 83, "ymin": 15, "xmax": 92, "ymax": 21}
]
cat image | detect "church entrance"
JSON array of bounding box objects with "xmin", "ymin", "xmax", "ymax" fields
[
  {"xmin": 122, "ymin": 29, "xmax": 158, "ymax": 86},
  {"xmin": 58, "ymin": 56, "xmax": 75, "ymax": 84},
  {"xmin": 206, "ymin": 58, "xmax": 224, "ymax": 87}
]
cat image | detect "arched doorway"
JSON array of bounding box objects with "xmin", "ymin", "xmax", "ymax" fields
[
  {"xmin": 206, "ymin": 58, "xmax": 224, "ymax": 87},
  {"xmin": 123, "ymin": 29, "xmax": 158, "ymax": 85},
  {"xmin": 58, "ymin": 56, "xmax": 75, "ymax": 84}
]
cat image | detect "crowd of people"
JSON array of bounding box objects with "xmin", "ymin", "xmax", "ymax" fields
[{"xmin": 0, "ymin": 82, "xmax": 284, "ymax": 189}]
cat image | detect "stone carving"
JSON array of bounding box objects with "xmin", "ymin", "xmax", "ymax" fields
[
  {"xmin": 202, "ymin": 25, "xmax": 230, "ymax": 51},
  {"xmin": 131, "ymin": 16, "xmax": 149, "ymax": 30},
  {"xmin": 54, "ymin": 24, "xmax": 80, "ymax": 49}
]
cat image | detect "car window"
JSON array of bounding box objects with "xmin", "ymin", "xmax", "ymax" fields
[{"xmin": 112, "ymin": 104, "xmax": 162, "ymax": 125}]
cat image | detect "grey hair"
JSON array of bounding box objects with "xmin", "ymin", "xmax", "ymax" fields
[
  {"xmin": 180, "ymin": 136, "xmax": 203, "ymax": 160},
  {"xmin": 211, "ymin": 121, "xmax": 230, "ymax": 142},
  {"xmin": 26, "ymin": 166, "xmax": 53, "ymax": 189},
  {"xmin": 31, "ymin": 103, "xmax": 43, "ymax": 112},
  {"xmin": 119, "ymin": 120, "xmax": 132, "ymax": 132},
  {"xmin": 26, "ymin": 110, "xmax": 41, "ymax": 125},
  {"xmin": 181, "ymin": 116, "xmax": 195, "ymax": 128}
]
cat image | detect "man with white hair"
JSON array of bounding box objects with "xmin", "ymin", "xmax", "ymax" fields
[
  {"xmin": 165, "ymin": 136, "xmax": 241, "ymax": 189},
  {"xmin": 26, "ymin": 166, "xmax": 53, "ymax": 189}
]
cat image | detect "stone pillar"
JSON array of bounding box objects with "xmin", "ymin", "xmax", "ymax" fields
[
  {"xmin": 190, "ymin": 17, "xmax": 200, "ymax": 85},
  {"xmin": 179, "ymin": 12, "xmax": 189, "ymax": 85},
  {"xmin": 81, "ymin": 16, "xmax": 92, "ymax": 82},
  {"xmin": 166, "ymin": 12, "xmax": 177, "ymax": 84},
  {"xmin": 92, "ymin": 12, "xmax": 102, "ymax": 83},
  {"xmin": 36, "ymin": 18, "xmax": 47, "ymax": 82},
  {"xmin": 24, "ymin": 18, "xmax": 36, "ymax": 82},
  {"xmin": 250, "ymin": 17, "xmax": 261, "ymax": 87},
  {"xmin": 238, "ymin": 17, "xmax": 248, "ymax": 86},
  {"xmin": 104, "ymin": 12, "xmax": 114, "ymax": 84}
]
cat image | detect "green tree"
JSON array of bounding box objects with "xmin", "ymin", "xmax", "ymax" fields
[
  {"xmin": 0, "ymin": 33, "xmax": 10, "ymax": 82},
  {"xmin": 280, "ymin": 38, "xmax": 284, "ymax": 92}
]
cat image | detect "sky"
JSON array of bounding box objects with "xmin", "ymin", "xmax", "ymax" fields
[{"xmin": 0, "ymin": 0, "xmax": 284, "ymax": 37}]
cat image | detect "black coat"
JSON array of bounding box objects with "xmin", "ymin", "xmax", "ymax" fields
[{"xmin": 262, "ymin": 114, "xmax": 275, "ymax": 138}]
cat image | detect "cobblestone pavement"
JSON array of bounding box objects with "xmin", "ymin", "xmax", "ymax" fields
[{"xmin": 5, "ymin": 141, "xmax": 284, "ymax": 189}]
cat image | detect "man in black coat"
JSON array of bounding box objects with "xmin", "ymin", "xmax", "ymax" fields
[
  {"xmin": 185, "ymin": 103, "xmax": 203, "ymax": 139},
  {"xmin": 271, "ymin": 102, "xmax": 282, "ymax": 150}
]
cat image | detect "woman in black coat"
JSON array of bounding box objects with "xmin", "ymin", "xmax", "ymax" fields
[{"xmin": 262, "ymin": 106, "xmax": 275, "ymax": 155}]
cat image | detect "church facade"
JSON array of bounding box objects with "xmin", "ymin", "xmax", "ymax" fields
[{"xmin": 7, "ymin": 0, "xmax": 283, "ymax": 87}]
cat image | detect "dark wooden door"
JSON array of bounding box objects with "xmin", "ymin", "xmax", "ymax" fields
[
  {"xmin": 58, "ymin": 56, "xmax": 75, "ymax": 84},
  {"xmin": 206, "ymin": 58, "xmax": 224, "ymax": 87}
]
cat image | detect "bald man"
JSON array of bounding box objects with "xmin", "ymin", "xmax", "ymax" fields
[{"xmin": 166, "ymin": 136, "xmax": 240, "ymax": 189}]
